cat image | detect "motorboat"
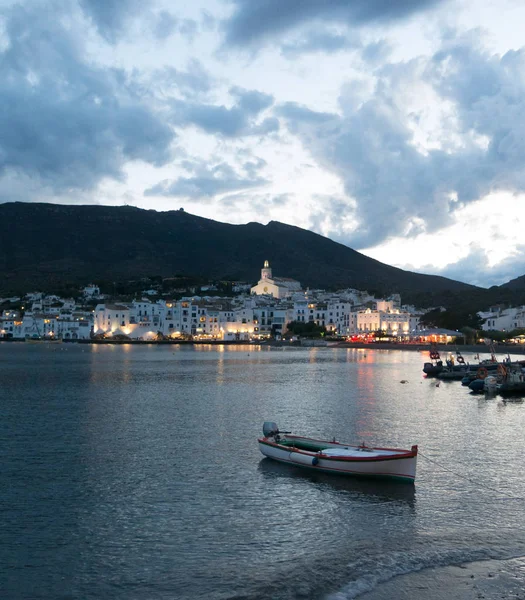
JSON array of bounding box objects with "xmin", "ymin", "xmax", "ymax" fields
[
  {"xmin": 258, "ymin": 422, "xmax": 418, "ymax": 483},
  {"xmin": 498, "ymin": 366, "xmax": 525, "ymax": 397}
]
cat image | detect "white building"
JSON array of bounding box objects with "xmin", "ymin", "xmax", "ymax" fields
[
  {"xmin": 5, "ymin": 313, "xmax": 92, "ymax": 340},
  {"xmin": 251, "ymin": 261, "xmax": 301, "ymax": 299},
  {"xmin": 480, "ymin": 306, "xmax": 525, "ymax": 331},
  {"xmin": 326, "ymin": 299, "xmax": 355, "ymax": 336},
  {"xmin": 82, "ymin": 284, "xmax": 101, "ymax": 298},
  {"xmin": 355, "ymin": 307, "xmax": 412, "ymax": 337}
]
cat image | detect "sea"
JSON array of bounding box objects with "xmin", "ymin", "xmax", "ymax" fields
[{"xmin": 2, "ymin": 342, "xmax": 525, "ymax": 600}]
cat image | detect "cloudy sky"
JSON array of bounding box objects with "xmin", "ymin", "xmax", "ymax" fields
[{"xmin": 1, "ymin": 0, "xmax": 525, "ymax": 288}]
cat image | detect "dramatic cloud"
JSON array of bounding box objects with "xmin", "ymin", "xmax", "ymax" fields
[
  {"xmin": 144, "ymin": 158, "xmax": 268, "ymax": 199},
  {"xmin": 79, "ymin": 0, "xmax": 146, "ymax": 43},
  {"xmin": 276, "ymin": 103, "xmax": 334, "ymax": 127},
  {"xmin": 224, "ymin": 0, "xmax": 448, "ymax": 46},
  {"xmin": 407, "ymin": 245, "xmax": 525, "ymax": 288},
  {"xmin": 280, "ymin": 28, "xmax": 361, "ymax": 58},
  {"xmin": 152, "ymin": 11, "xmax": 198, "ymax": 41},
  {"xmin": 276, "ymin": 34, "xmax": 525, "ymax": 250},
  {"xmin": 152, "ymin": 60, "xmax": 215, "ymax": 99},
  {"xmin": 0, "ymin": 3, "xmax": 175, "ymax": 196},
  {"xmin": 279, "ymin": 27, "xmax": 391, "ymax": 62},
  {"xmin": 219, "ymin": 192, "xmax": 291, "ymax": 215},
  {"xmin": 2, "ymin": 0, "xmax": 525, "ymax": 289},
  {"xmin": 169, "ymin": 87, "xmax": 278, "ymax": 137}
]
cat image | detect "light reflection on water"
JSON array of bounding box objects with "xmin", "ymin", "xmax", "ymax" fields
[{"xmin": 2, "ymin": 343, "xmax": 525, "ymax": 600}]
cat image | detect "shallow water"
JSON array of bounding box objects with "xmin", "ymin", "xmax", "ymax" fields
[{"xmin": 2, "ymin": 343, "xmax": 525, "ymax": 600}]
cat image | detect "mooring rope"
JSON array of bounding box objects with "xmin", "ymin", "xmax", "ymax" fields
[{"xmin": 418, "ymin": 450, "xmax": 525, "ymax": 501}]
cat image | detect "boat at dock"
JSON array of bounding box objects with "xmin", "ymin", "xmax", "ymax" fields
[
  {"xmin": 422, "ymin": 345, "xmax": 444, "ymax": 376},
  {"xmin": 437, "ymin": 367, "xmax": 470, "ymax": 380},
  {"xmin": 258, "ymin": 422, "xmax": 418, "ymax": 483},
  {"xmin": 497, "ymin": 365, "xmax": 525, "ymax": 397}
]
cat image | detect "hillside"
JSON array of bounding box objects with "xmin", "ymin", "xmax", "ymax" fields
[
  {"xmin": 0, "ymin": 202, "xmax": 484, "ymax": 304},
  {"xmin": 500, "ymin": 274, "xmax": 525, "ymax": 292}
]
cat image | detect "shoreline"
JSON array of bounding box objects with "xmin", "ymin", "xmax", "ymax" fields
[
  {"xmin": 1, "ymin": 338, "xmax": 524, "ymax": 355},
  {"xmin": 355, "ymin": 555, "xmax": 525, "ymax": 600},
  {"xmin": 329, "ymin": 341, "xmax": 525, "ymax": 354}
]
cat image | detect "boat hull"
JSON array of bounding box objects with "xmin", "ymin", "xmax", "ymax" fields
[
  {"xmin": 258, "ymin": 439, "xmax": 417, "ymax": 483},
  {"xmin": 423, "ymin": 361, "xmax": 443, "ymax": 376}
]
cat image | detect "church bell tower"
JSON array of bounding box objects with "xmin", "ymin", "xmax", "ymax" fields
[{"xmin": 261, "ymin": 260, "xmax": 272, "ymax": 280}]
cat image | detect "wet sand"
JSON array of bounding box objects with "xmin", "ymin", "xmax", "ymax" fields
[{"xmin": 358, "ymin": 557, "xmax": 525, "ymax": 600}]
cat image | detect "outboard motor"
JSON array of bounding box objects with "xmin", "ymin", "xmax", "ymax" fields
[{"xmin": 263, "ymin": 422, "xmax": 279, "ymax": 438}]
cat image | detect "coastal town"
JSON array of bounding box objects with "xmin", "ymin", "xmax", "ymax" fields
[{"xmin": 1, "ymin": 261, "xmax": 524, "ymax": 344}]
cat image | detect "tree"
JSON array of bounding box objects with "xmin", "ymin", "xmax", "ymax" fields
[
  {"xmin": 285, "ymin": 320, "xmax": 327, "ymax": 338},
  {"xmin": 460, "ymin": 326, "xmax": 478, "ymax": 345},
  {"xmin": 420, "ymin": 308, "xmax": 483, "ymax": 331}
]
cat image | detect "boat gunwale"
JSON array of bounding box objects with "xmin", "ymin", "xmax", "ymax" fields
[
  {"xmin": 258, "ymin": 438, "xmax": 418, "ymax": 462},
  {"xmin": 282, "ymin": 433, "xmax": 416, "ymax": 453}
]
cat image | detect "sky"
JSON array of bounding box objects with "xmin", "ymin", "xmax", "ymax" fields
[{"xmin": 1, "ymin": 0, "xmax": 525, "ymax": 288}]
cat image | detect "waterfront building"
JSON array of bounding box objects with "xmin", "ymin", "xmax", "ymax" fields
[
  {"xmin": 355, "ymin": 306, "xmax": 411, "ymax": 337},
  {"xmin": 94, "ymin": 304, "xmax": 131, "ymax": 337},
  {"xmin": 1, "ymin": 275, "xmax": 427, "ymax": 342},
  {"xmin": 95, "ymin": 300, "xmax": 168, "ymax": 339},
  {"xmin": 2, "ymin": 312, "xmax": 92, "ymax": 340},
  {"xmin": 292, "ymin": 298, "xmax": 308, "ymax": 323},
  {"xmin": 326, "ymin": 299, "xmax": 355, "ymax": 336},
  {"xmin": 0, "ymin": 317, "xmax": 19, "ymax": 338}
]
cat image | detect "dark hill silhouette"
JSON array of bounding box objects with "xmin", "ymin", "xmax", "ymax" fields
[
  {"xmin": 499, "ymin": 274, "xmax": 525, "ymax": 291},
  {"xmin": 0, "ymin": 202, "xmax": 486, "ymax": 303}
]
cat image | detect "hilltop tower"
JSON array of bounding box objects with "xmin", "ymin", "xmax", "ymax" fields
[{"xmin": 261, "ymin": 260, "xmax": 272, "ymax": 280}]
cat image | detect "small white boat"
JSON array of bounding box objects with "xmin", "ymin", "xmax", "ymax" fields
[{"xmin": 258, "ymin": 422, "xmax": 418, "ymax": 483}]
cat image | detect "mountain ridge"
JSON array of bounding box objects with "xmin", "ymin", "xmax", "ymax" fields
[{"xmin": 0, "ymin": 202, "xmax": 520, "ymax": 310}]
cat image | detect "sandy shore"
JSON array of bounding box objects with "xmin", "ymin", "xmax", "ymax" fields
[{"xmin": 357, "ymin": 557, "xmax": 525, "ymax": 600}]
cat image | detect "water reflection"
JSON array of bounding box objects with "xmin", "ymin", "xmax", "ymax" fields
[
  {"xmin": 8, "ymin": 343, "xmax": 525, "ymax": 600},
  {"xmin": 257, "ymin": 458, "xmax": 416, "ymax": 508}
]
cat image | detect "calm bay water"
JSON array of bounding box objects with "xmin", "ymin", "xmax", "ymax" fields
[{"xmin": 2, "ymin": 343, "xmax": 525, "ymax": 600}]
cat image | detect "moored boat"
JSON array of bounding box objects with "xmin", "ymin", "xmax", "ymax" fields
[
  {"xmin": 497, "ymin": 365, "xmax": 525, "ymax": 397},
  {"xmin": 469, "ymin": 378, "xmax": 485, "ymax": 393},
  {"xmin": 437, "ymin": 367, "xmax": 469, "ymax": 380},
  {"xmin": 258, "ymin": 422, "xmax": 418, "ymax": 483}
]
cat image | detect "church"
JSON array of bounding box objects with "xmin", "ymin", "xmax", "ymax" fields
[{"xmin": 250, "ymin": 260, "xmax": 302, "ymax": 299}]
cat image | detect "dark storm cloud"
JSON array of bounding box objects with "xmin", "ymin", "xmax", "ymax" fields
[
  {"xmin": 276, "ymin": 34, "xmax": 525, "ymax": 250},
  {"xmin": 0, "ymin": 3, "xmax": 174, "ymax": 195},
  {"xmin": 223, "ymin": 0, "xmax": 448, "ymax": 46},
  {"xmin": 170, "ymin": 87, "xmax": 278, "ymax": 137},
  {"xmin": 144, "ymin": 158, "xmax": 268, "ymax": 199},
  {"xmin": 79, "ymin": 0, "xmax": 146, "ymax": 43}
]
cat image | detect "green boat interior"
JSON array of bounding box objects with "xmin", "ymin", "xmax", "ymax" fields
[{"xmin": 278, "ymin": 439, "xmax": 330, "ymax": 452}]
